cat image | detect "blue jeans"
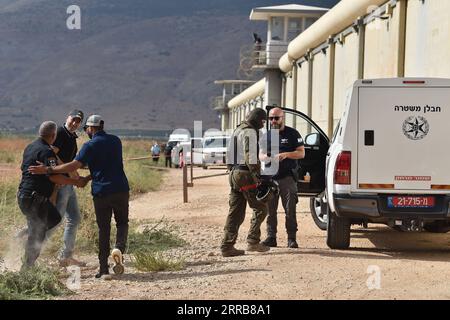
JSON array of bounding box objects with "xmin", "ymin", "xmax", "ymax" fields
[{"xmin": 56, "ymin": 185, "xmax": 81, "ymax": 259}]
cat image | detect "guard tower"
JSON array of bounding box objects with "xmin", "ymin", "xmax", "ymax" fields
[
  {"xmin": 213, "ymin": 80, "xmax": 255, "ymax": 132},
  {"xmin": 250, "ymin": 4, "xmax": 328, "ymax": 106}
]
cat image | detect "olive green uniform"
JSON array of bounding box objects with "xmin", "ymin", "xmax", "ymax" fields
[{"xmin": 221, "ymin": 121, "xmax": 267, "ymax": 250}]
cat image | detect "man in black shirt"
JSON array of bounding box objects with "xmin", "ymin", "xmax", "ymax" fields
[
  {"xmin": 260, "ymin": 108, "xmax": 305, "ymax": 248},
  {"xmin": 18, "ymin": 121, "xmax": 85, "ymax": 269},
  {"xmin": 52, "ymin": 109, "xmax": 85, "ymax": 267}
]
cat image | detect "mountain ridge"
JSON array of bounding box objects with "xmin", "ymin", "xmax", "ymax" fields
[{"xmin": 0, "ymin": 0, "xmax": 338, "ymax": 131}]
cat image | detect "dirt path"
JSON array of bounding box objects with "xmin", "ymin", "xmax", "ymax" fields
[{"xmin": 68, "ymin": 167, "xmax": 450, "ymax": 300}]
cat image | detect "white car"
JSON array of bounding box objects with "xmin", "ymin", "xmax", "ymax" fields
[
  {"xmin": 283, "ymin": 78, "xmax": 450, "ymax": 249},
  {"xmin": 201, "ymin": 135, "xmax": 230, "ymax": 169}
]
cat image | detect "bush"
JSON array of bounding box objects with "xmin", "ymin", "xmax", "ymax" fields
[
  {"xmin": 132, "ymin": 250, "xmax": 185, "ymax": 272},
  {"xmin": 127, "ymin": 219, "xmax": 186, "ymax": 253},
  {"xmin": 0, "ymin": 266, "xmax": 71, "ymax": 300}
]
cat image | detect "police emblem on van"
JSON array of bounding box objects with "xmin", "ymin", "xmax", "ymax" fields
[{"xmin": 402, "ymin": 116, "xmax": 429, "ymax": 140}]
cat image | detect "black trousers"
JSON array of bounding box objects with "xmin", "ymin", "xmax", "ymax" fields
[
  {"xmin": 93, "ymin": 192, "xmax": 129, "ymax": 272},
  {"xmin": 165, "ymin": 156, "xmax": 172, "ymax": 168},
  {"xmin": 266, "ymin": 175, "xmax": 299, "ymax": 239},
  {"xmin": 17, "ymin": 191, "xmax": 62, "ymax": 267}
]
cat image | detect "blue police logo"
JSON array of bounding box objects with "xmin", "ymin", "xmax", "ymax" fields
[{"xmin": 402, "ymin": 116, "xmax": 429, "ymax": 141}]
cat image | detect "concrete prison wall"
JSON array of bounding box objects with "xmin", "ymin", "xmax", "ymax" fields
[{"xmin": 225, "ymin": 0, "xmax": 450, "ymax": 138}]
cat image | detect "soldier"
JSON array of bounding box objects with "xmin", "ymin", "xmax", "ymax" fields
[{"xmin": 221, "ymin": 108, "xmax": 270, "ymax": 257}]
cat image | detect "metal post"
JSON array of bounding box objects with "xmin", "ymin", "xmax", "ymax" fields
[
  {"xmin": 190, "ymin": 161, "xmax": 194, "ymax": 186},
  {"xmin": 183, "ymin": 164, "xmax": 188, "ymax": 203}
]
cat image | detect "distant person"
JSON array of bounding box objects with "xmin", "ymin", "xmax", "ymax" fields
[
  {"xmin": 18, "ymin": 121, "xmax": 86, "ymax": 269},
  {"xmin": 151, "ymin": 141, "xmax": 161, "ymax": 164},
  {"xmin": 52, "ymin": 109, "xmax": 87, "ymax": 267},
  {"xmin": 253, "ymin": 33, "xmax": 263, "ymax": 64},
  {"xmin": 164, "ymin": 143, "xmax": 173, "ymax": 168},
  {"xmin": 29, "ymin": 115, "xmax": 130, "ymax": 280}
]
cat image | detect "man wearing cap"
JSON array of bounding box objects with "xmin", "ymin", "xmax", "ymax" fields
[
  {"xmin": 52, "ymin": 109, "xmax": 86, "ymax": 267},
  {"xmin": 29, "ymin": 115, "xmax": 130, "ymax": 279}
]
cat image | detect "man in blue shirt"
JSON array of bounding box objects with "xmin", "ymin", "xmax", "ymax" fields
[{"xmin": 29, "ymin": 115, "xmax": 129, "ymax": 279}]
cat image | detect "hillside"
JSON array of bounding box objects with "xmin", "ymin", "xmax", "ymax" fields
[{"xmin": 0, "ymin": 0, "xmax": 338, "ymax": 132}]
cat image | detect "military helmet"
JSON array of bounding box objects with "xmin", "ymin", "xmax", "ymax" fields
[{"xmin": 256, "ymin": 179, "xmax": 280, "ymax": 203}]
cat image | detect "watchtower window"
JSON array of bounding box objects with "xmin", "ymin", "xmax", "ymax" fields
[
  {"xmin": 270, "ymin": 17, "xmax": 284, "ymax": 41},
  {"xmin": 288, "ymin": 18, "xmax": 302, "ymax": 41},
  {"xmin": 305, "ymin": 17, "xmax": 317, "ymax": 30}
]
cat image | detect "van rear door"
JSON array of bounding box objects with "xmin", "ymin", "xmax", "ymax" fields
[{"xmin": 357, "ymin": 81, "xmax": 450, "ymax": 192}]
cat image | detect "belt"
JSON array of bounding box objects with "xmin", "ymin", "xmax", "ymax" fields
[{"xmin": 240, "ymin": 184, "xmax": 258, "ymax": 192}]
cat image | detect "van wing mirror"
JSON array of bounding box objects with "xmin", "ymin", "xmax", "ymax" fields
[{"xmin": 305, "ymin": 133, "xmax": 320, "ymax": 146}]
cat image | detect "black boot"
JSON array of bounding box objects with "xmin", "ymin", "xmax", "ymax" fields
[
  {"xmin": 287, "ymin": 238, "xmax": 298, "ymax": 248},
  {"xmin": 261, "ymin": 237, "xmax": 277, "ymax": 247}
]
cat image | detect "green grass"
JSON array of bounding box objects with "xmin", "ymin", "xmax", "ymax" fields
[
  {"xmin": 0, "ymin": 266, "xmax": 71, "ymax": 300},
  {"xmin": 132, "ymin": 250, "xmax": 185, "ymax": 272},
  {"xmin": 0, "ymin": 179, "xmax": 25, "ymax": 254},
  {"xmin": 128, "ymin": 219, "xmax": 186, "ymax": 272},
  {"xmin": 127, "ymin": 219, "xmax": 186, "ymax": 253}
]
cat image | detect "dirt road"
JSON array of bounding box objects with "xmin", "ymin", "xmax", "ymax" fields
[{"xmin": 69, "ymin": 167, "xmax": 450, "ymax": 300}]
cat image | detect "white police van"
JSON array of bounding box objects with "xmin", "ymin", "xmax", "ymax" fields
[{"xmin": 281, "ymin": 78, "xmax": 450, "ymax": 249}]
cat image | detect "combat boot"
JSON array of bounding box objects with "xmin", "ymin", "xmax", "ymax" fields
[
  {"xmin": 221, "ymin": 246, "xmax": 245, "ymax": 257},
  {"xmin": 247, "ymin": 242, "xmax": 270, "ymax": 252}
]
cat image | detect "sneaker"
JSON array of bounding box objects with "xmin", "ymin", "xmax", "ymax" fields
[
  {"xmin": 111, "ymin": 248, "xmax": 124, "ymax": 275},
  {"xmin": 95, "ymin": 271, "xmax": 112, "ymax": 280},
  {"xmin": 261, "ymin": 237, "xmax": 277, "ymax": 247},
  {"xmin": 287, "ymin": 239, "xmax": 299, "ymax": 248},
  {"xmin": 221, "ymin": 246, "xmax": 245, "ymax": 257},
  {"xmin": 247, "ymin": 242, "xmax": 270, "ymax": 252},
  {"xmin": 59, "ymin": 257, "xmax": 87, "ymax": 268}
]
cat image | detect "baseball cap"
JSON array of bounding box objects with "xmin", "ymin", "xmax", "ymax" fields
[
  {"xmin": 85, "ymin": 115, "xmax": 103, "ymax": 127},
  {"xmin": 68, "ymin": 109, "xmax": 84, "ymax": 121}
]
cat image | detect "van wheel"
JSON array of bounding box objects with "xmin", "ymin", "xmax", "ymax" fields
[
  {"xmin": 310, "ymin": 194, "xmax": 327, "ymax": 231},
  {"xmin": 326, "ymin": 207, "xmax": 350, "ymax": 249},
  {"xmin": 423, "ymin": 221, "xmax": 450, "ymax": 233}
]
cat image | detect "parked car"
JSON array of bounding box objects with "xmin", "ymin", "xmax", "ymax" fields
[
  {"xmin": 282, "ymin": 78, "xmax": 450, "ymax": 249},
  {"xmin": 201, "ymin": 134, "xmax": 230, "ymax": 169}
]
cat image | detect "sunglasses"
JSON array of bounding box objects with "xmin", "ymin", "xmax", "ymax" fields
[{"xmin": 269, "ymin": 116, "xmax": 282, "ymax": 121}]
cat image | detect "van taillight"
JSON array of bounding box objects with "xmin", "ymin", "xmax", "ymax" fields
[{"xmin": 334, "ymin": 151, "xmax": 351, "ymax": 185}]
